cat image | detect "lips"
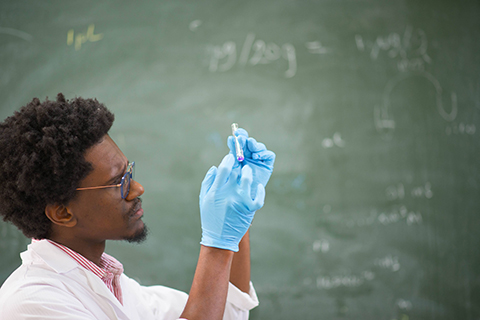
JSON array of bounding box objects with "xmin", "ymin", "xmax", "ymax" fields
[
  {"xmin": 133, "ymin": 208, "xmax": 144, "ymax": 218},
  {"xmin": 128, "ymin": 199, "xmax": 143, "ymax": 218}
]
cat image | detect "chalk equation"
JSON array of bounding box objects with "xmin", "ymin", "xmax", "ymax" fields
[
  {"xmin": 315, "ymin": 270, "xmax": 375, "ymax": 289},
  {"xmin": 207, "ymin": 33, "xmax": 297, "ymax": 78},
  {"xmin": 355, "ymin": 25, "xmax": 432, "ymax": 72},
  {"xmin": 357, "ymin": 26, "xmax": 466, "ymax": 138},
  {"xmin": 374, "ymin": 70, "xmax": 459, "ymax": 137},
  {"xmin": 386, "ymin": 182, "xmax": 434, "ymax": 200},
  {"xmin": 67, "ymin": 24, "xmax": 103, "ymax": 51},
  {"xmin": 306, "ymin": 254, "xmax": 405, "ymax": 291},
  {"xmin": 321, "ymin": 205, "xmax": 423, "ymax": 228},
  {"xmin": 377, "ymin": 206, "xmax": 423, "ymax": 226},
  {"xmin": 445, "ymin": 122, "xmax": 476, "ymax": 136}
]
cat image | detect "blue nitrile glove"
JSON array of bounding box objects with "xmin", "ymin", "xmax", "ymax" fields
[
  {"xmin": 199, "ymin": 153, "xmax": 265, "ymax": 252},
  {"xmin": 228, "ymin": 128, "xmax": 276, "ymax": 196}
]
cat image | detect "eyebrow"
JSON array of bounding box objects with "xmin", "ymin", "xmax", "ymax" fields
[{"xmin": 105, "ymin": 161, "xmax": 128, "ymax": 185}]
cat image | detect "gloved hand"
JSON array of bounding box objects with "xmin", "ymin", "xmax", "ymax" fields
[
  {"xmin": 228, "ymin": 128, "xmax": 275, "ymax": 196},
  {"xmin": 199, "ymin": 154, "xmax": 265, "ymax": 252}
]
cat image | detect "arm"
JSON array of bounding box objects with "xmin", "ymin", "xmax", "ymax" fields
[
  {"xmin": 180, "ymin": 246, "xmax": 234, "ymax": 320},
  {"xmin": 229, "ymin": 231, "xmax": 251, "ymax": 293},
  {"xmin": 181, "ymin": 155, "xmax": 263, "ymax": 320},
  {"xmin": 226, "ymin": 128, "xmax": 275, "ymax": 294},
  {"xmin": 180, "ymin": 234, "xmax": 252, "ymax": 320},
  {"xmin": 182, "ymin": 129, "xmax": 275, "ymax": 319}
]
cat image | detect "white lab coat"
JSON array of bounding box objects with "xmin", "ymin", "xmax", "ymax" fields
[{"xmin": 0, "ymin": 240, "xmax": 258, "ymax": 320}]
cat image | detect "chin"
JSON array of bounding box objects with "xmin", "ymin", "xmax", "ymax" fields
[{"xmin": 125, "ymin": 224, "xmax": 149, "ymax": 244}]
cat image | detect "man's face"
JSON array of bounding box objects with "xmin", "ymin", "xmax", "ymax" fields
[{"xmin": 67, "ymin": 135, "xmax": 147, "ymax": 243}]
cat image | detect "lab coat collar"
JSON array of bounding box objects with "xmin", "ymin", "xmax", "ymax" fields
[
  {"xmin": 22, "ymin": 239, "xmax": 79, "ymax": 274},
  {"xmin": 21, "ymin": 239, "xmax": 129, "ymax": 318}
]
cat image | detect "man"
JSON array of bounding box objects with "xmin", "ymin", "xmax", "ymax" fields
[{"xmin": 0, "ymin": 94, "xmax": 275, "ymax": 320}]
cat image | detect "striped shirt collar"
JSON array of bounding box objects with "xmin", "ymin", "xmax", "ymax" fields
[{"xmin": 32, "ymin": 239, "xmax": 124, "ymax": 305}]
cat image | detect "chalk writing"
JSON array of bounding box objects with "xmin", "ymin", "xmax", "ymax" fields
[
  {"xmin": 305, "ymin": 41, "xmax": 330, "ymax": 54},
  {"xmin": 67, "ymin": 24, "xmax": 103, "ymax": 51},
  {"xmin": 377, "ymin": 206, "xmax": 422, "ymax": 226},
  {"xmin": 374, "ymin": 255, "xmax": 401, "ymax": 272},
  {"xmin": 386, "ymin": 182, "xmax": 433, "ymax": 200},
  {"xmin": 312, "ymin": 239, "xmax": 330, "ymax": 253},
  {"xmin": 0, "ymin": 27, "xmax": 33, "ymax": 42},
  {"xmin": 316, "ymin": 271, "xmax": 375, "ymax": 289},
  {"xmin": 208, "ymin": 33, "xmax": 297, "ymax": 78},
  {"xmin": 189, "ymin": 20, "xmax": 202, "ymax": 31},
  {"xmin": 396, "ymin": 299, "xmax": 413, "ymax": 310},
  {"xmin": 327, "ymin": 205, "xmax": 423, "ymax": 228},
  {"xmin": 321, "ymin": 132, "xmax": 345, "ymax": 148},
  {"xmin": 386, "ymin": 183, "xmax": 405, "ymax": 200},
  {"xmin": 411, "ymin": 182, "xmax": 433, "ymax": 199},
  {"xmin": 374, "ymin": 103, "xmax": 396, "ymax": 135},
  {"xmin": 375, "ymin": 71, "xmax": 458, "ymax": 137},
  {"xmin": 446, "ymin": 122, "xmax": 476, "ymax": 135},
  {"xmin": 355, "ymin": 26, "xmax": 432, "ymax": 72}
]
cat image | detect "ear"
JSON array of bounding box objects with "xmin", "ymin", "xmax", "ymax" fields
[{"xmin": 45, "ymin": 204, "xmax": 77, "ymax": 227}]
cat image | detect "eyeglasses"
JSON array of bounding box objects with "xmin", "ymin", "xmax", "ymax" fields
[{"xmin": 76, "ymin": 161, "xmax": 135, "ymax": 199}]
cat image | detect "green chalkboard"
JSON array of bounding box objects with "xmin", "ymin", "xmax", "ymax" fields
[{"xmin": 1, "ymin": 1, "xmax": 479, "ymax": 319}]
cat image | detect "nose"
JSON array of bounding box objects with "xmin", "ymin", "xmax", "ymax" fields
[{"xmin": 126, "ymin": 180, "xmax": 145, "ymax": 201}]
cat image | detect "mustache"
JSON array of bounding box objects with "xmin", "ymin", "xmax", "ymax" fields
[{"xmin": 126, "ymin": 197, "xmax": 143, "ymax": 218}]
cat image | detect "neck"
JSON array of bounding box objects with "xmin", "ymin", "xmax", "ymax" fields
[{"xmin": 47, "ymin": 235, "xmax": 106, "ymax": 266}]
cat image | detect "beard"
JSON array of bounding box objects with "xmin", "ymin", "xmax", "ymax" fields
[
  {"xmin": 124, "ymin": 223, "xmax": 149, "ymax": 243},
  {"xmin": 123, "ymin": 197, "xmax": 148, "ymax": 243}
]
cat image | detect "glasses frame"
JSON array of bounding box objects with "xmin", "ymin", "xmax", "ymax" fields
[{"xmin": 76, "ymin": 161, "xmax": 135, "ymax": 199}]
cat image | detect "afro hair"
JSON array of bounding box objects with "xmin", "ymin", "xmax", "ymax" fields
[{"xmin": 0, "ymin": 93, "xmax": 114, "ymax": 239}]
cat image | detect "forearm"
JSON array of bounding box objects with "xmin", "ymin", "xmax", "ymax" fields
[
  {"xmin": 180, "ymin": 245, "xmax": 234, "ymax": 320},
  {"xmin": 229, "ymin": 230, "xmax": 251, "ymax": 293}
]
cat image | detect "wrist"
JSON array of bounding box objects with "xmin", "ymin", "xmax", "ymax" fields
[
  {"xmin": 201, "ymin": 229, "xmax": 243, "ymax": 252},
  {"xmin": 200, "ymin": 245, "xmax": 235, "ymax": 263},
  {"xmin": 200, "ymin": 237, "xmax": 240, "ymax": 252}
]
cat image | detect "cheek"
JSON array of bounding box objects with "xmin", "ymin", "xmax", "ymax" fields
[{"xmin": 71, "ymin": 191, "xmax": 127, "ymax": 223}]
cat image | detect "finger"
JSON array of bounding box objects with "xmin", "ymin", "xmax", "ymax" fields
[
  {"xmin": 235, "ymin": 128, "xmax": 249, "ymax": 138},
  {"xmin": 227, "ymin": 136, "xmax": 236, "ymax": 155},
  {"xmin": 251, "ymin": 150, "xmax": 276, "ymax": 164},
  {"xmin": 200, "ymin": 166, "xmax": 217, "ymax": 200},
  {"xmin": 247, "ymin": 137, "xmax": 267, "ymax": 152},
  {"xmin": 211, "ymin": 154, "xmax": 235, "ymax": 190},
  {"xmin": 250, "ymin": 183, "xmax": 265, "ymax": 211},
  {"xmin": 244, "ymin": 153, "xmax": 275, "ymax": 172},
  {"xmin": 227, "ymin": 163, "xmax": 241, "ymax": 187},
  {"xmin": 239, "ymin": 164, "xmax": 254, "ymax": 196}
]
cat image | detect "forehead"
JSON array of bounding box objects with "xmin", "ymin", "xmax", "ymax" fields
[{"xmin": 83, "ymin": 135, "xmax": 126, "ymax": 179}]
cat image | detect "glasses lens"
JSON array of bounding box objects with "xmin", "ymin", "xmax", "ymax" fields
[
  {"xmin": 122, "ymin": 174, "xmax": 130, "ymax": 199},
  {"xmin": 121, "ymin": 162, "xmax": 134, "ymax": 199}
]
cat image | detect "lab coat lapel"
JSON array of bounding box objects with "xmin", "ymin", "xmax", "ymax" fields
[
  {"xmin": 28, "ymin": 240, "xmax": 132, "ymax": 320},
  {"xmin": 82, "ymin": 270, "xmax": 131, "ymax": 319}
]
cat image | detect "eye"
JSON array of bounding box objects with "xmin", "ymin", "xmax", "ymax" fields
[{"xmin": 114, "ymin": 175, "xmax": 124, "ymax": 185}]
